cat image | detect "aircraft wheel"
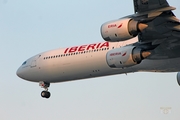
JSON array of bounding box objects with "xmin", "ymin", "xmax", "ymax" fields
[{"xmin": 41, "ymin": 91, "xmax": 51, "ymax": 98}]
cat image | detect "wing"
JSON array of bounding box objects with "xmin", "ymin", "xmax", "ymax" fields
[
  {"xmin": 133, "ymin": 0, "xmax": 169, "ymax": 13},
  {"xmin": 132, "ymin": 0, "xmax": 180, "ymax": 60}
]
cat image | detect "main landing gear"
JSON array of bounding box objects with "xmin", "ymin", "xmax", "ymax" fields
[{"xmin": 39, "ymin": 81, "xmax": 51, "ymax": 99}]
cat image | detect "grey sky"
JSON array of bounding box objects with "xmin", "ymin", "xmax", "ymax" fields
[{"xmin": 1, "ymin": 0, "xmax": 180, "ymax": 120}]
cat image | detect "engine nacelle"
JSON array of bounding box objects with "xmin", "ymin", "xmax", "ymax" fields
[
  {"xmin": 177, "ymin": 72, "xmax": 180, "ymax": 86},
  {"xmin": 106, "ymin": 46, "xmax": 150, "ymax": 68},
  {"xmin": 101, "ymin": 18, "xmax": 148, "ymax": 42}
]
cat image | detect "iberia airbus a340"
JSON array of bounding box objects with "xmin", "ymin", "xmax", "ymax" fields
[{"xmin": 17, "ymin": 0, "xmax": 180, "ymax": 98}]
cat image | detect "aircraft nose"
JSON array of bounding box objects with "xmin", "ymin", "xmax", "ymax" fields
[
  {"xmin": 16, "ymin": 65, "xmax": 30, "ymax": 80},
  {"xmin": 16, "ymin": 60, "xmax": 31, "ymax": 80},
  {"xmin": 16, "ymin": 67, "xmax": 25, "ymax": 79}
]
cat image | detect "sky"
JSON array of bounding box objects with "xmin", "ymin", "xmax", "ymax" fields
[{"xmin": 1, "ymin": 0, "xmax": 180, "ymax": 120}]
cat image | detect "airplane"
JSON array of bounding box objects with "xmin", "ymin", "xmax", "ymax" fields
[{"xmin": 17, "ymin": 0, "xmax": 180, "ymax": 99}]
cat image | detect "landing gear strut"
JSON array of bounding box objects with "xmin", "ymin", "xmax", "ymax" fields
[{"xmin": 39, "ymin": 81, "xmax": 51, "ymax": 98}]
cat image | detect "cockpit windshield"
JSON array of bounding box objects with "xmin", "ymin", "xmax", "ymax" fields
[{"xmin": 22, "ymin": 61, "xmax": 27, "ymax": 65}]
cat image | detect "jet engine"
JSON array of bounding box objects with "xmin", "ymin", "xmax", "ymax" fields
[
  {"xmin": 177, "ymin": 72, "xmax": 180, "ymax": 86},
  {"xmin": 106, "ymin": 46, "xmax": 150, "ymax": 68},
  {"xmin": 101, "ymin": 18, "xmax": 148, "ymax": 42}
]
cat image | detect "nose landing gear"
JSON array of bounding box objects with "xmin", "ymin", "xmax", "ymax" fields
[{"xmin": 39, "ymin": 81, "xmax": 51, "ymax": 98}]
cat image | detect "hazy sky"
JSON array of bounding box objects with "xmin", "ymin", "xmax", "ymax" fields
[{"xmin": 1, "ymin": 0, "xmax": 180, "ymax": 120}]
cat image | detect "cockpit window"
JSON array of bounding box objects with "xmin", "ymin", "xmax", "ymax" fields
[{"xmin": 22, "ymin": 61, "xmax": 27, "ymax": 65}]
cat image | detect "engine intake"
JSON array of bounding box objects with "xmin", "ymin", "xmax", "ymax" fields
[
  {"xmin": 101, "ymin": 18, "xmax": 148, "ymax": 42},
  {"xmin": 106, "ymin": 46, "xmax": 150, "ymax": 68}
]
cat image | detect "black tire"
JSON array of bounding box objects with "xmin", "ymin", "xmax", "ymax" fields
[
  {"xmin": 41, "ymin": 91, "xmax": 51, "ymax": 98},
  {"xmin": 46, "ymin": 91, "xmax": 51, "ymax": 98},
  {"xmin": 41, "ymin": 91, "xmax": 46, "ymax": 98}
]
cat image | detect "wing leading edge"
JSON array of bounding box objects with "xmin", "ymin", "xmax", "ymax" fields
[{"xmin": 133, "ymin": 0, "xmax": 169, "ymax": 13}]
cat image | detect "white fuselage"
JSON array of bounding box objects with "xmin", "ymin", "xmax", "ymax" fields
[{"xmin": 16, "ymin": 38, "xmax": 180, "ymax": 83}]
